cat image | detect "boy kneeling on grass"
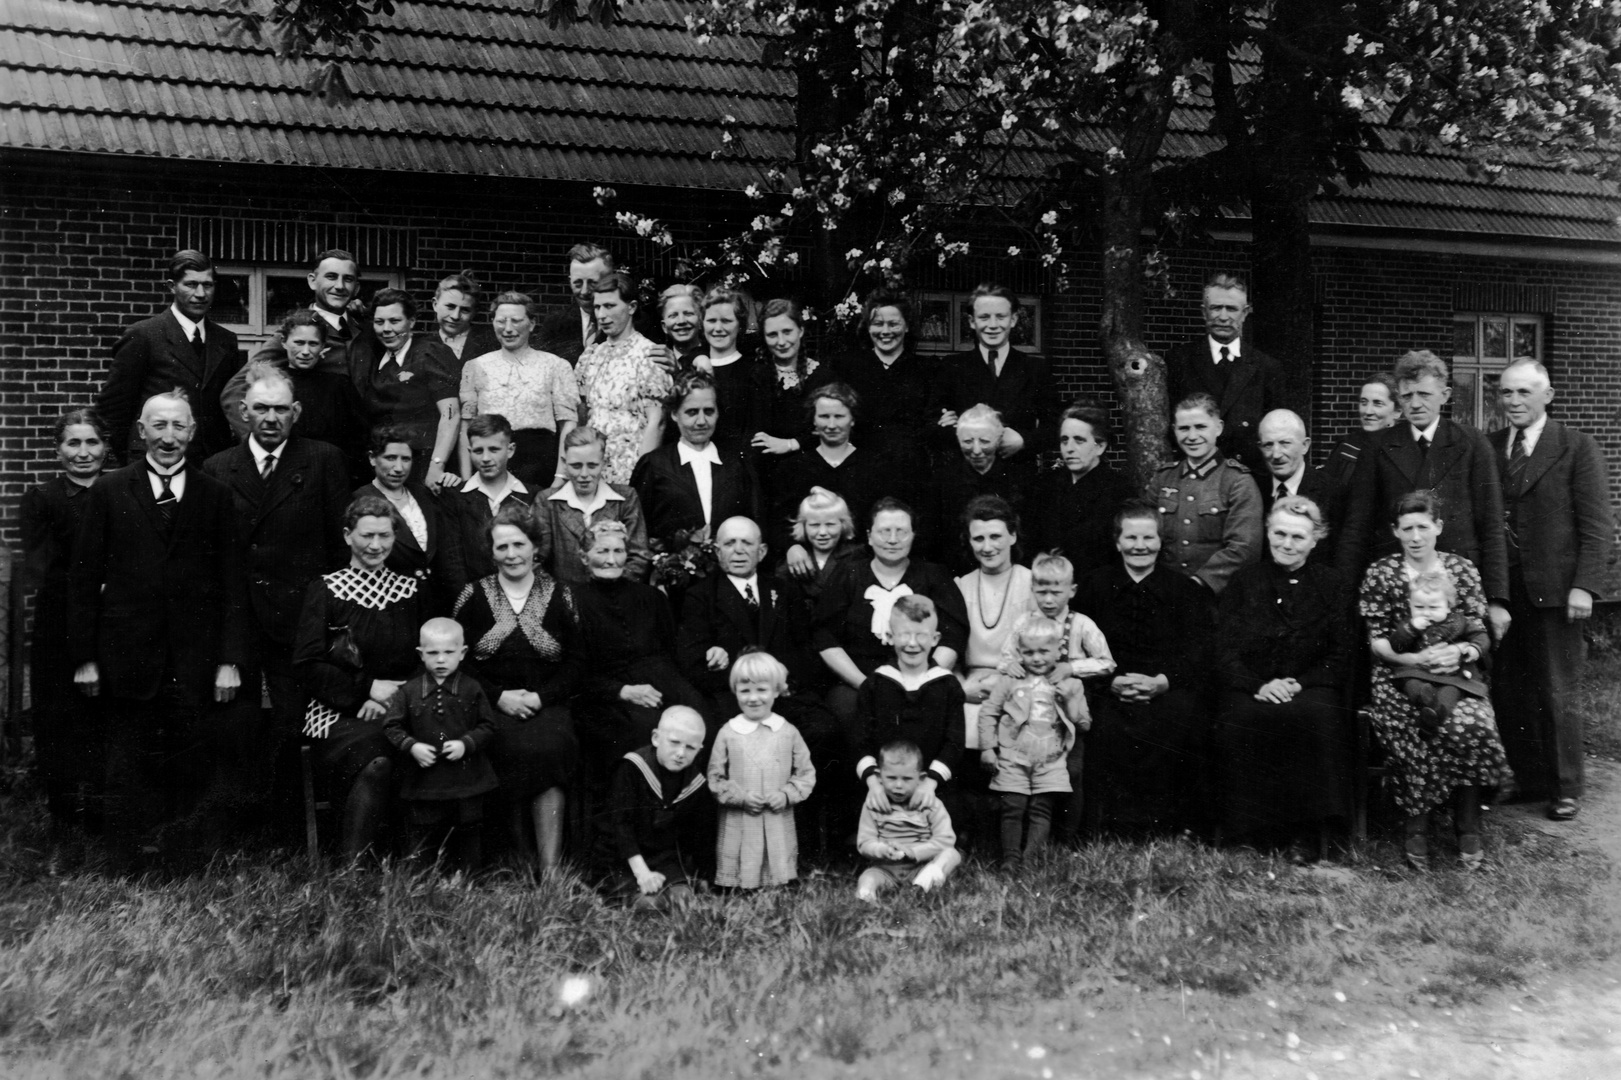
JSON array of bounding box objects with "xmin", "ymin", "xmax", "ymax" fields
[
  {"xmin": 604, "ymin": 705, "xmax": 712, "ymax": 913},
  {"xmin": 856, "ymin": 740, "xmax": 961, "ymax": 902},
  {"xmin": 979, "ymin": 616, "xmax": 1089, "ymax": 872},
  {"xmin": 382, "ymin": 617, "xmax": 499, "ymax": 873}
]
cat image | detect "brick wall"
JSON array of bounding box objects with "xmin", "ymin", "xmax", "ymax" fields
[{"xmin": 3, "ymin": 149, "xmax": 1620, "ymax": 548}]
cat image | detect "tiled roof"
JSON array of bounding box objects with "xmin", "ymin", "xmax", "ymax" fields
[{"xmin": 2, "ymin": 0, "xmax": 1617, "ymax": 245}]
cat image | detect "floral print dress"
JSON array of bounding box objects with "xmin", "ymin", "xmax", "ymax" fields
[
  {"xmin": 1359, "ymin": 553, "xmax": 1511, "ymax": 816},
  {"xmin": 575, "ymin": 330, "xmax": 673, "ymax": 485}
]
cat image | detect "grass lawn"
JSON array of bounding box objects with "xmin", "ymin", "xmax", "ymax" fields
[{"xmin": 2, "ymin": 630, "xmax": 1619, "ymax": 1078}]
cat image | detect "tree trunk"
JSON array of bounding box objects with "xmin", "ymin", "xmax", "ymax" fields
[
  {"xmin": 1248, "ymin": 176, "xmax": 1317, "ymax": 417},
  {"xmin": 794, "ymin": 6, "xmax": 865, "ymax": 319},
  {"xmin": 1099, "ymin": 172, "xmax": 1170, "ymax": 490}
]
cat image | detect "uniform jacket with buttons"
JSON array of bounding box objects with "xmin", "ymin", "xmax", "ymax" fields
[
  {"xmin": 1149, "ymin": 456, "xmax": 1263, "ymax": 594},
  {"xmin": 382, "ymin": 669, "xmax": 500, "ymax": 801},
  {"xmin": 1165, "ymin": 339, "xmax": 1285, "ymax": 477}
]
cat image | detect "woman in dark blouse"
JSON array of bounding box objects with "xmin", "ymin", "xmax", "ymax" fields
[
  {"xmin": 573, "ymin": 521, "xmax": 711, "ymax": 768},
  {"xmin": 770, "ymin": 381, "xmax": 887, "ymax": 559},
  {"xmin": 278, "ymin": 308, "xmax": 370, "ymax": 483},
  {"xmin": 21, "ymin": 408, "xmax": 110, "ymax": 828},
  {"xmin": 453, "ymin": 503, "xmax": 581, "ymax": 874},
  {"xmin": 294, "ymin": 494, "xmax": 428, "ymax": 860},
  {"xmin": 1214, "ymin": 496, "xmax": 1354, "ymax": 857},
  {"xmin": 1025, "ymin": 403, "xmax": 1134, "ymax": 582},
  {"xmin": 631, "ymin": 371, "xmax": 760, "ymax": 550},
  {"xmin": 820, "ymin": 292, "xmax": 940, "ymax": 476},
  {"xmin": 745, "ymin": 298, "xmax": 822, "ymax": 491},
  {"xmin": 356, "ymin": 288, "xmax": 461, "ymax": 491},
  {"xmin": 811, "ymin": 497, "xmax": 968, "ymax": 721}
]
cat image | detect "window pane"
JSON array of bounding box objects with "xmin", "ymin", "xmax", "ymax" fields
[
  {"xmin": 212, "ymin": 272, "xmax": 251, "ymax": 326},
  {"xmin": 1452, "ymin": 369, "xmax": 1479, "ymax": 428},
  {"xmin": 1482, "ymin": 318, "xmax": 1507, "ymax": 358},
  {"xmin": 1480, "ymin": 370, "xmax": 1508, "ymax": 432},
  {"xmin": 356, "ymin": 277, "xmax": 393, "ymax": 309},
  {"xmin": 266, "ymin": 273, "xmax": 311, "ymax": 330},
  {"xmin": 915, "ymin": 297, "xmax": 953, "ymax": 348},
  {"xmin": 1452, "ymin": 319, "xmax": 1478, "ymax": 357},
  {"xmin": 1513, "ymin": 320, "xmax": 1538, "ymax": 360}
]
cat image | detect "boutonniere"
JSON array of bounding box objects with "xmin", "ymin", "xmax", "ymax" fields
[
  {"xmin": 398, "ymin": 370, "xmax": 414, "ymax": 383},
  {"xmin": 290, "ymin": 472, "xmax": 304, "ymax": 488}
]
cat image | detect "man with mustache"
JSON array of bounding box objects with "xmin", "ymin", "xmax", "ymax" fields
[{"xmin": 68, "ymin": 390, "xmax": 248, "ymax": 869}]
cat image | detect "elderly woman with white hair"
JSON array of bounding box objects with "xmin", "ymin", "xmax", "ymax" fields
[{"xmin": 921, "ymin": 403, "xmax": 1028, "ymax": 570}]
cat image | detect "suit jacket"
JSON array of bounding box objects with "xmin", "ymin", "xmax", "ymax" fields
[
  {"xmin": 935, "ymin": 346, "xmax": 1056, "ymax": 460},
  {"xmin": 1165, "ymin": 339, "xmax": 1285, "ymax": 475},
  {"xmin": 1488, "ymin": 419, "xmax": 1613, "ymax": 608},
  {"xmin": 441, "ymin": 481, "xmax": 536, "ymax": 594},
  {"xmin": 347, "ymin": 335, "xmax": 461, "ymax": 453},
  {"xmin": 101, "ymin": 309, "xmax": 244, "ymax": 461},
  {"xmin": 536, "ymin": 308, "xmax": 593, "ymax": 367},
  {"xmin": 1336, "ymin": 418, "xmax": 1509, "ymax": 600},
  {"xmin": 629, "ymin": 440, "xmax": 761, "ymax": 546},
  {"xmin": 1261, "ymin": 465, "xmax": 1342, "ymax": 560},
  {"xmin": 440, "ymin": 324, "xmax": 501, "ymax": 365},
  {"xmin": 203, "ymin": 436, "xmax": 351, "ymax": 646},
  {"xmin": 676, "ymin": 573, "xmax": 823, "ymax": 696},
  {"xmin": 66, "ymin": 460, "xmax": 247, "ymax": 702}
]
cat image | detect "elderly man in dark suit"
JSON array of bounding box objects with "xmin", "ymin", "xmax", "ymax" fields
[
  {"xmin": 934, "ymin": 283, "xmax": 1054, "ymax": 478},
  {"xmin": 1257, "ymin": 409, "xmax": 1340, "ymax": 548},
  {"xmin": 1165, "ymin": 272, "xmax": 1286, "ymax": 478},
  {"xmin": 204, "ymin": 364, "xmax": 351, "ymax": 819},
  {"xmin": 69, "ymin": 390, "xmax": 247, "ymax": 868},
  {"xmin": 1336, "ymin": 350, "xmax": 1511, "ymax": 635},
  {"xmin": 100, "ymin": 250, "xmax": 244, "ymax": 463},
  {"xmin": 1489, "ymin": 360, "xmax": 1613, "ymax": 821}
]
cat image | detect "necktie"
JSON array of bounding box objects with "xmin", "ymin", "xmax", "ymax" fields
[
  {"xmin": 152, "ymin": 467, "xmax": 179, "ymax": 528},
  {"xmin": 261, "ymin": 452, "xmax": 277, "ymax": 481},
  {"xmin": 744, "ymin": 583, "xmax": 759, "ymax": 610},
  {"xmin": 986, "ymin": 347, "xmax": 998, "ymax": 371},
  {"xmin": 1219, "ymin": 345, "xmax": 1230, "ymax": 364},
  {"xmin": 1416, "ymin": 434, "xmax": 1430, "ymax": 469},
  {"xmin": 1274, "ymin": 480, "xmax": 1287, "ymax": 504},
  {"xmin": 1508, "ymin": 435, "xmax": 1528, "ymax": 465},
  {"xmin": 191, "ymin": 327, "xmax": 205, "ymax": 358}
]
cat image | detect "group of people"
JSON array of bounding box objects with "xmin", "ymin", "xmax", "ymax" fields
[{"xmin": 20, "ymin": 245, "xmax": 1612, "ymax": 904}]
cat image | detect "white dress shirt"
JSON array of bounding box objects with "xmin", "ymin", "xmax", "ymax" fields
[
  {"xmin": 677, "ymin": 440, "xmax": 722, "ymax": 527},
  {"xmin": 463, "ymin": 472, "xmax": 529, "ymax": 516},
  {"xmin": 1410, "ymin": 418, "xmax": 1441, "ymax": 443},
  {"xmin": 1207, "ymin": 337, "xmax": 1241, "ymax": 363},
  {"xmin": 727, "ymin": 573, "xmax": 761, "ymax": 606},
  {"xmin": 145, "ymin": 454, "xmax": 187, "ymax": 501},
  {"xmin": 1509, "ymin": 413, "xmax": 1548, "ymax": 456},
  {"xmin": 550, "ymin": 481, "xmax": 624, "ymax": 527},
  {"xmin": 248, "ymin": 436, "xmax": 282, "ymax": 477},
  {"xmin": 170, "ymin": 305, "xmax": 203, "ymax": 344}
]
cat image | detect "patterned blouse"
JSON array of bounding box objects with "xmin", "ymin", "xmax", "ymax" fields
[
  {"xmin": 459, "ymin": 346, "xmax": 581, "ymax": 432},
  {"xmin": 576, "ymin": 330, "xmax": 674, "ymax": 484}
]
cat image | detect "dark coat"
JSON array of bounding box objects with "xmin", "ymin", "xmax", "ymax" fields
[
  {"xmin": 101, "ymin": 309, "xmax": 244, "ymax": 461},
  {"xmin": 1336, "ymin": 419, "xmax": 1510, "ymax": 600},
  {"xmin": 934, "ymin": 346, "xmax": 1056, "ymax": 461},
  {"xmin": 352, "ymin": 480, "xmax": 454, "ymax": 611},
  {"xmin": 440, "ymin": 324, "xmax": 501, "ymax": 365},
  {"xmin": 1260, "ymin": 465, "xmax": 1343, "ymax": 564},
  {"xmin": 348, "ymin": 335, "xmax": 461, "ymax": 455},
  {"xmin": 1023, "ymin": 465, "xmax": 1134, "ymax": 582},
  {"xmin": 440, "ymin": 481, "xmax": 536, "ymax": 595},
  {"xmin": 381, "ymin": 670, "xmax": 501, "ymax": 801},
  {"xmin": 675, "ymin": 573, "xmax": 825, "ymax": 696},
  {"xmin": 203, "ymin": 435, "xmax": 352, "ymax": 645},
  {"xmin": 66, "ymin": 460, "xmax": 247, "ymax": 702},
  {"xmin": 629, "ymin": 439, "xmax": 761, "ymax": 546},
  {"xmin": 1074, "ymin": 562, "xmax": 1213, "ymax": 695},
  {"xmin": 1215, "ymin": 559, "xmax": 1352, "ymax": 695},
  {"xmin": 1165, "ymin": 339, "xmax": 1286, "ymax": 476},
  {"xmin": 535, "ymin": 307, "xmax": 593, "ymax": 367},
  {"xmin": 1489, "ymin": 418, "xmax": 1613, "ymax": 607}
]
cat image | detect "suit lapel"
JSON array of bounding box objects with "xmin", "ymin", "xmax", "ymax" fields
[
  {"xmin": 1220, "ymin": 355, "xmax": 1258, "ymax": 416},
  {"xmin": 200, "ymin": 318, "xmax": 230, "ymax": 386},
  {"xmin": 229, "ymin": 442, "xmax": 267, "ymax": 503},
  {"xmin": 162, "ymin": 310, "xmax": 204, "ymax": 381},
  {"xmin": 1381, "ymin": 428, "xmax": 1424, "ymax": 486},
  {"xmin": 1517, "ymin": 420, "xmax": 1567, "ymax": 493},
  {"xmin": 758, "ymin": 580, "xmax": 777, "ymax": 645},
  {"xmin": 129, "ymin": 463, "xmax": 169, "ymax": 538},
  {"xmin": 1424, "ymin": 421, "xmax": 1466, "ymax": 486},
  {"xmin": 258, "ymin": 437, "xmax": 307, "ymax": 517},
  {"xmin": 711, "ymin": 455, "xmax": 738, "ymax": 523}
]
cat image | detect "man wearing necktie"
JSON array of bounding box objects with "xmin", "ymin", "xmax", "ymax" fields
[
  {"xmin": 935, "ymin": 283, "xmax": 1055, "ymax": 479},
  {"xmin": 1487, "ymin": 361, "xmax": 1613, "ymax": 822},
  {"xmin": 68, "ymin": 390, "xmax": 248, "ymax": 870},
  {"xmin": 205, "ymin": 365, "xmax": 351, "ymax": 831},
  {"xmin": 1164, "ymin": 272, "xmax": 1287, "ymax": 479},
  {"xmin": 1336, "ymin": 350, "xmax": 1510, "ymax": 632},
  {"xmin": 100, "ymin": 250, "xmax": 243, "ymax": 464},
  {"xmin": 1257, "ymin": 409, "xmax": 1340, "ymax": 553}
]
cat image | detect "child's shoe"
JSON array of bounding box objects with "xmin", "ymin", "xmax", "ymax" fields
[
  {"xmin": 1457, "ymin": 832, "xmax": 1484, "ymax": 869},
  {"xmin": 1417, "ymin": 706, "xmax": 1442, "ymax": 740},
  {"xmin": 1403, "ymin": 813, "xmax": 1429, "ymax": 871}
]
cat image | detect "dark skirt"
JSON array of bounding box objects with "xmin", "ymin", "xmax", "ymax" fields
[
  {"xmin": 314, "ymin": 714, "xmax": 396, "ymax": 797},
  {"xmin": 31, "ymin": 598, "xmax": 106, "ymax": 796},
  {"xmin": 489, "ymin": 701, "xmax": 577, "ymax": 802},
  {"xmin": 1083, "ymin": 688, "xmax": 1210, "ymax": 832},
  {"xmin": 510, "ymin": 427, "xmax": 560, "ymax": 491},
  {"xmin": 577, "ymin": 658, "xmax": 710, "ymax": 769},
  {"xmin": 1214, "ymin": 686, "xmax": 1353, "ymax": 838}
]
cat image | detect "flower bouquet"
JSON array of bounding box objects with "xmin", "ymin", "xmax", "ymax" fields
[{"xmin": 648, "ymin": 526, "xmax": 718, "ymax": 590}]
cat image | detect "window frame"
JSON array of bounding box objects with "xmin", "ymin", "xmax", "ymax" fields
[
  {"xmin": 212, "ymin": 264, "xmax": 404, "ymax": 356},
  {"xmin": 1449, "ymin": 311, "xmax": 1544, "ymax": 433},
  {"xmin": 910, "ymin": 291, "xmax": 1043, "ymax": 354}
]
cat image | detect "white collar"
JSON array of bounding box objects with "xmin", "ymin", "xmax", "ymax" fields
[
  {"xmin": 1410, "ymin": 418, "xmax": 1441, "ymax": 442},
  {"xmin": 707, "ymin": 350, "xmax": 742, "ymax": 367},
  {"xmin": 874, "ymin": 664, "xmax": 954, "ymax": 690},
  {"xmin": 1208, "ymin": 336, "xmax": 1240, "ymax": 361},
  {"xmin": 677, "ymin": 441, "xmax": 722, "ymax": 466},
  {"xmin": 550, "ymin": 483, "xmax": 624, "ymax": 512},
  {"xmin": 144, "ymin": 454, "xmax": 185, "ymax": 478},
  {"xmin": 248, "ymin": 437, "xmax": 283, "ymax": 468},
  {"xmin": 170, "ymin": 306, "xmax": 202, "ymax": 339},
  {"xmin": 1514, "ymin": 413, "xmax": 1549, "ymax": 452},
  {"xmin": 463, "ymin": 472, "xmax": 527, "ymax": 502},
  {"xmin": 312, "ymin": 307, "xmax": 343, "ymax": 329},
  {"xmin": 727, "ymin": 573, "xmax": 760, "ymax": 599},
  {"xmin": 440, "ymin": 327, "xmax": 468, "ymax": 344},
  {"xmin": 382, "ymin": 335, "xmax": 412, "ymax": 361},
  {"xmin": 1273, "ymin": 463, "xmax": 1306, "ymax": 492},
  {"xmin": 726, "ymin": 713, "xmax": 786, "ymax": 734}
]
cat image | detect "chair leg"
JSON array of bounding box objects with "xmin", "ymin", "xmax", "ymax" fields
[
  {"xmin": 300, "ymin": 744, "xmax": 320, "ymax": 872},
  {"xmin": 1352, "ymin": 708, "xmax": 1372, "ymax": 842}
]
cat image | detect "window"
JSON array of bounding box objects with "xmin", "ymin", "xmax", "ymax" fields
[
  {"xmin": 910, "ymin": 291, "xmax": 1042, "ymax": 354},
  {"xmin": 212, "ymin": 265, "xmax": 403, "ymax": 362},
  {"xmin": 1450, "ymin": 313, "xmax": 1543, "ymax": 432}
]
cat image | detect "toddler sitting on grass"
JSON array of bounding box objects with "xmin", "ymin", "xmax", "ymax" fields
[
  {"xmin": 979, "ymin": 617, "xmax": 1089, "ymax": 872},
  {"xmin": 855, "ymin": 740, "xmax": 961, "ymax": 902}
]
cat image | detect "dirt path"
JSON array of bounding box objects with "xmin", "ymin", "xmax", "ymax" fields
[{"xmin": 1222, "ymin": 758, "xmax": 1621, "ymax": 1080}]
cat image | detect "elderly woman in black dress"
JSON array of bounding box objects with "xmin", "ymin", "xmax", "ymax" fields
[
  {"xmin": 294, "ymin": 494, "xmax": 428, "ymax": 860},
  {"xmin": 573, "ymin": 521, "xmax": 711, "ymax": 767},
  {"xmin": 1214, "ymin": 495, "xmax": 1354, "ymax": 857},
  {"xmin": 1025, "ymin": 403, "xmax": 1133, "ymax": 581},
  {"xmin": 21, "ymin": 408, "xmax": 110, "ymax": 830},
  {"xmin": 453, "ymin": 503, "xmax": 581, "ymax": 874}
]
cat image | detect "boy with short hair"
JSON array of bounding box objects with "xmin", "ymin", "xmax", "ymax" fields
[
  {"xmin": 979, "ymin": 617, "xmax": 1089, "ymax": 871},
  {"xmin": 382, "ymin": 617, "xmax": 499, "ymax": 872},
  {"xmin": 603, "ymin": 705, "xmax": 713, "ymax": 912},
  {"xmin": 853, "ymin": 596, "xmax": 966, "ymax": 819},
  {"xmin": 997, "ymin": 552, "xmax": 1115, "ymax": 681},
  {"xmin": 855, "ymin": 740, "xmax": 962, "ymax": 901}
]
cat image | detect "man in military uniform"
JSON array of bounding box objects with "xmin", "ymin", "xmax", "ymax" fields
[{"xmin": 1147, "ymin": 393, "xmax": 1263, "ymax": 594}]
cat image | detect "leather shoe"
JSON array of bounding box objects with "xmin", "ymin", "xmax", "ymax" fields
[{"xmin": 1548, "ymin": 798, "xmax": 1579, "ymax": 821}]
